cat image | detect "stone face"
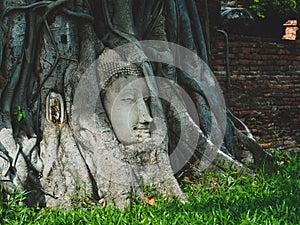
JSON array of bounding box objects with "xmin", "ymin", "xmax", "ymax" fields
[
  {"xmin": 99, "ymin": 49, "xmax": 153, "ymax": 145},
  {"xmin": 103, "ymin": 76, "xmax": 152, "ymax": 145}
]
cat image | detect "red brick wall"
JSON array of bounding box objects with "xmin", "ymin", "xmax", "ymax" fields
[{"xmin": 211, "ymin": 35, "xmax": 300, "ymax": 149}]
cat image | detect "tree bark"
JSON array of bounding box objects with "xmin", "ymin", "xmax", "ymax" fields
[{"xmin": 0, "ymin": 0, "xmax": 271, "ymax": 208}]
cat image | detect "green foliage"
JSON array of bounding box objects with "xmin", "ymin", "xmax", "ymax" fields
[
  {"xmin": 0, "ymin": 186, "xmax": 28, "ymax": 225},
  {"xmin": 13, "ymin": 105, "xmax": 26, "ymax": 122},
  {"xmin": 67, "ymin": 183, "xmax": 95, "ymax": 209},
  {"xmin": 249, "ymin": 0, "xmax": 298, "ymax": 17},
  {"xmin": 0, "ymin": 149, "xmax": 299, "ymax": 224}
]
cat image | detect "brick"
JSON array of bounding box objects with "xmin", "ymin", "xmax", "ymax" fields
[{"xmin": 213, "ymin": 35, "xmax": 299, "ymax": 149}]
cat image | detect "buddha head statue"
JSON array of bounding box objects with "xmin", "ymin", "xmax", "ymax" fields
[{"xmin": 98, "ymin": 48, "xmax": 153, "ymax": 145}]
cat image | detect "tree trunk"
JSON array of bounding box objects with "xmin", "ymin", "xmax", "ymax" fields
[{"xmin": 0, "ymin": 0, "xmax": 271, "ymax": 209}]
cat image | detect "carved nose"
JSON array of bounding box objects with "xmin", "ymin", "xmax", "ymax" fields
[{"xmin": 137, "ymin": 99, "xmax": 153, "ymax": 124}]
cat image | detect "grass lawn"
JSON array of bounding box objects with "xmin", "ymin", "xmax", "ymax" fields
[{"xmin": 1, "ymin": 149, "xmax": 299, "ymax": 225}]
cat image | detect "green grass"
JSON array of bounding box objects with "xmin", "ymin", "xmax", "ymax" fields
[{"xmin": 1, "ymin": 149, "xmax": 299, "ymax": 225}]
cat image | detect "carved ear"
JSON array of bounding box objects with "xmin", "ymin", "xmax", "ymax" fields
[{"xmin": 46, "ymin": 92, "xmax": 65, "ymax": 125}]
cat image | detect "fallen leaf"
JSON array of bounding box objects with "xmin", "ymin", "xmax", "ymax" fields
[
  {"xmin": 99, "ymin": 198, "xmax": 107, "ymax": 207},
  {"xmin": 144, "ymin": 196, "xmax": 156, "ymax": 206},
  {"xmin": 260, "ymin": 143, "xmax": 271, "ymax": 148}
]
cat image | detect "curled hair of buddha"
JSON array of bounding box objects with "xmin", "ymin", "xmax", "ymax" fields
[{"xmin": 97, "ymin": 48, "xmax": 143, "ymax": 91}]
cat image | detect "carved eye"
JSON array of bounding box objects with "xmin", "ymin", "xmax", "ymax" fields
[{"xmin": 121, "ymin": 95, "xmax": 135, "ymax": 103}]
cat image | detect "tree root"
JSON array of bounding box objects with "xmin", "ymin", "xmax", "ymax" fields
[{"xmin": 227, "ymin": 109, "xmax": 273, "ymax": 164}]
